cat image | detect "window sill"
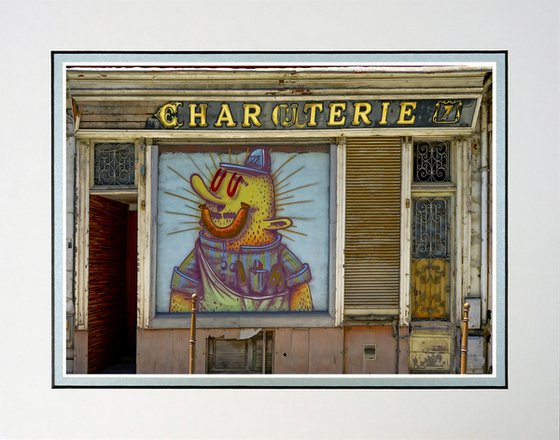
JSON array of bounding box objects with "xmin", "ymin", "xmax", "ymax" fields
[{"xmin": 146, "ymin": 311, "xmax": 336, "ymax": 329}]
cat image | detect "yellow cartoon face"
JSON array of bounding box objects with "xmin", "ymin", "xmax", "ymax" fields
[{"xmin": 190, "ymin": 150, "xmax": 292, "ymax": 251}]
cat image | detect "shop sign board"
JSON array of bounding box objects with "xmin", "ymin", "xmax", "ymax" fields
[{"xmin": 146, "ymin": 98, "xmax": 477, "ymax": 130}]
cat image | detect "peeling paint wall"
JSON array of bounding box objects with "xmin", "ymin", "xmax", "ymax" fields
[
  {"xmin": 136, "ymin": 327, "xmax": 415, "ymax": 374},
  {"xmin": 409, "ymin": 330, "xmax": 454, "ymax": 373},
  {"xmin": 469, "ymin": 136, "xmax": 483, "ymax": 303}
]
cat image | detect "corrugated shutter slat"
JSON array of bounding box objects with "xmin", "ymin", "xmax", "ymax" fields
[{"xmin": 344, "ymin": 137, "xmax": 401, "ymax": 314}]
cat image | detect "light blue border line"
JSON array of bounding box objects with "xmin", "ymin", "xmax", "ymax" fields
[
  {"xmin": 53, "ymin": 52, "xmax": 506, "ymax": 387},
  {"xmin": 58, "ymin": 374, "xmax": 501, "ymax": 388},
  {"xmin": 493, "ymin": 53, "xmax": 507, "ymax": 389},
  {"xmin": 53, "ymin": 56, "xmax": 64, "ymax": 388}
]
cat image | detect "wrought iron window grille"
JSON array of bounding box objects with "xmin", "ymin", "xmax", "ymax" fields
[
  {"xmin": 412, "ymin": 197, "xmax": 450, "ymax": 259},
  {"xmin": 93, "ymin": 143, "xmax": 135, "ymax": 186},
  {"xmin": 411, "ymin": 197, "xmax": 451, "ymax": 321},
  {"xmin": 413, "ymin": 140, "xmax": 451, "ymax": 183}
]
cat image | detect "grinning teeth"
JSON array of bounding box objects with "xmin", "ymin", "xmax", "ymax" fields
[{"xmin": 209, "ymin": 211, "xmax": 237, "ymax": 221}]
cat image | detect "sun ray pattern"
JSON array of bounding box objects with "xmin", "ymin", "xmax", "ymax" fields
[
  {"xmin": 275, "ymin": 181, "xmax": 292, "ymax": 192},
  {"xmin": 164, "ymin": 210, "xmax": 200, "ymax": 219},
  {"xmin": 275, "ymin": 165, "xmax": 305, "ymax": 187},
  {"xmin": 287, "ymin": 216, "xmax": 315, "ymax": 221},
  {"xmin": 163, "ymin": 191, "xmax": 200, "ymax": 206},
  {"xmin": 209, "ymin": 153, "xmax": 218, "ymax": 170},
  {"xmin": 276, "ymin": 181, "xmax": 320, "ymax": 197},
  {"xmin": 168, "ymin": 226, "xmax": 201, "ymax": 236},
  {"xmin": 167, "ymin": 165, "xmax": 191, "ymax": 184},
  {"xmin": 281, "ymin": 228, "xmax": 308, "ymax": 237},
  {"xmin": 276, "ymin": 199, "xmax": 313, "ymax": 207},
  {"xmin": 271, "ymin": 154, "xmax": 298, "ymax": 179},
  {"xmin": 188, "ymin": 156, "xmax": 211, "ymax": 182},
  {"xmin": 275, "ymin": 194, "xmax": 295, "ymax": 202},
  {"xmin": 277, "ymin": 232, "xmax": 295, "ymax": 242}
]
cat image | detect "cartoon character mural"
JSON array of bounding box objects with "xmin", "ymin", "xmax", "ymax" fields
[{"xmin": 168, "ymin": 148, "xmax": 314, "ymax": 313}]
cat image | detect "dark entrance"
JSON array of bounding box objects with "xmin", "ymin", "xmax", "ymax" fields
[{"xmin": 88, "ymin": 195, "xmax": 137, "ymax": 373}]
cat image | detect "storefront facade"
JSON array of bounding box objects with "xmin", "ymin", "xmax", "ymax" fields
[{"xmin": 64, "ymin": 63, "xmax": 494, "ymax": 376}]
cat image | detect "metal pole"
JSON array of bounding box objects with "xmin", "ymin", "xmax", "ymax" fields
[
  {"xmin": 460, "ymin": 302, "xmax": 470, "ymax": 374},
  {"xmin": 189, "ymin": 294, "xmax": 197, "ymax": 374},
  {"xmin": 262, "ymin": 331, "xmax": 266, "ymax": 374}
]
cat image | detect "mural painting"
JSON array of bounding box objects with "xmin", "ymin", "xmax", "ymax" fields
[{"xmin": 155, "ymin": 146, "xmax": 331, "ymax": 314}]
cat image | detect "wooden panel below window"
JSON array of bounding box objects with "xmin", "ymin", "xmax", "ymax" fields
[{"xmin": 410, "ymin": 259, "xmax": 450, "ymax": 320}]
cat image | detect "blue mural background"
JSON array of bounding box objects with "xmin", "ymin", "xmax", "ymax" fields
[{"xmin": 155, "ymin": 147, "xmax": 331, "ymax": 313}]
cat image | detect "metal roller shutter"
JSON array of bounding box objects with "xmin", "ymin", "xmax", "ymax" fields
[{"xmin": 344, "ymin": 137, "xmax": 402, "ymax": 315}]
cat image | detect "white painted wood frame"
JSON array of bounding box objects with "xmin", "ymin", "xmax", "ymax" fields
[
  {"xmin": 74, "ymin": 140, "xmax": 90, "ymax": 330},
  {"xmin": 399, "ymin": 137, "xmax": 412, "ymax": 326}
]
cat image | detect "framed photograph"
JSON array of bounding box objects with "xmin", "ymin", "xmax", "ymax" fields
[{"xmin": 52, "ymin": 51, "xmax": 506, "ymax": 388}]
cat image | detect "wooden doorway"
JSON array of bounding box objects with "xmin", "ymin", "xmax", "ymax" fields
[{"xmin": 88, "ymin": 195, "xmax": 137, "ymax": 373}]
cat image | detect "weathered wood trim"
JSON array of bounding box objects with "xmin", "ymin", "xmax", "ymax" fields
[
  {"xmin": 334, "ymin": 137, "xmax": 346, "ymax": 326},
  {"xmin": 147, "ymin": 314, "xmax": 336, "ymax": 330},
  {"xmin": 136, "ymin": 140, "xmax": 159, "ymax": 328},
  {"xmin": 90, "ymin": 184, "xmax": 136, "ymax": 192},
  {"xmin": 399, "ymin": 137, "xmax": 412, "ymax": 326},
  {"xmin": 471, "ymin": 96, "xmax": 483, "ymax": 135},
  {"xmin": 149, "ymin": 143, "xmax": 159, "ymax": 325},
  {"xmin": 68, "ymin": 64, "xmax": 490, "ymax": 73},
  {"xmin": 410, "ymin": 183, "xmax": 457, "ymax": 194},
  {"xmin": 480, "ymin": 98, "xmax": 489, "ymax": 323},
  {"xmin": 462, "ymin": 139, "xmax": 473, "ymax": 307},
  {"xmin": 344, "ymin": 308, "xmax": 400, "ymax": 317},
  {"xmin": 66, "ymin": 67, "xmax": 490, "ymax": 102},
  {"xmin": 410, "ymin": 188, "xmax": 457, "ymax": 198},
  {"xmin": 89, "ymin": 189, "xmax": 136, "ymax": 197},
  {"xmin": 74, "ymin": 140, "xmax": 90, "ymax": 330},
  {"xmin": 88, "ymin": 139, "xmax": 95, "ymax": 188},
  {"xmin": 75, "ymin": 128, "xmax": 477, "ymax": 141},
  {"xmin": 67, "ymin": 66, "xmax": 490, "ymax": 80},
  {"xmin": 137, "ymin": 141, "xmax": 149, "ymax": 328},
  {"xmin": 454, "ymin": 139, "xmax": 464, "ymax": 325},
  {"xmin": 72, "ymin": 92, "xmax": 484, "ymax": 101},
  {"xmin": 73, "ymin": 330, "xmax": 88, "ymax": 374}
]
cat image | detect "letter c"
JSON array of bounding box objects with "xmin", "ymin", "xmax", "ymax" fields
[{"xmin": 156, "ymin": 102, "xmax": 183, "ymax": 129}]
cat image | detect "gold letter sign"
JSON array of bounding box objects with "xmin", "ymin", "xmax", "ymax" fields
[{"xmin": 146, "ymin": 99, "xmax": 478, "ymax": 130}]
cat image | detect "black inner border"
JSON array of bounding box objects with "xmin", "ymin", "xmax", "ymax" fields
[{"xmin": 51, "ymin": 50, "xmax": 508, "ymax": 389}]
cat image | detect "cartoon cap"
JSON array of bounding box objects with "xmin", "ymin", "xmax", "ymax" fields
[{"xmin": 220, "ymin": 148, "xmax": 271, "ymax": 175}]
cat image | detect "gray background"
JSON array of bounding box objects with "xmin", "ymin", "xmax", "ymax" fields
[{"xmin": 1, "ymin": 1, "xmax": 558, "ymax": 439}]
